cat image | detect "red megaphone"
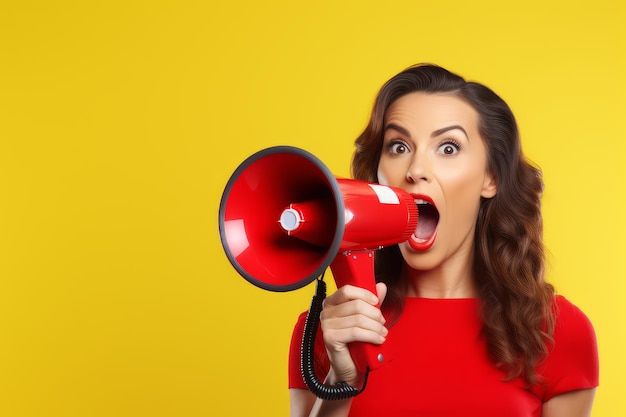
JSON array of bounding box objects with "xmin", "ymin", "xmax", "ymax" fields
[{"xmin": 218, "ymin": 146, "xmax": 418, "ymax": 376}]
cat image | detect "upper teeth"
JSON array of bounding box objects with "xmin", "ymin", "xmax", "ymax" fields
[{"xmin": 415, "ymin": 199, "xmax": 429, "ymax": 205}]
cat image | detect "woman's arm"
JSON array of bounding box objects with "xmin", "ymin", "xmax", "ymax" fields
[
  {"xmin": 290, "ymin": 388, "xmax": 317, "ymax": 417},
  {"xmin": 542, "ymin": 388, "xmax": 596, "ymax": 417},
  {"xmin": 290, "ymin": 386, "xmax": 353, "ymax": 417}
]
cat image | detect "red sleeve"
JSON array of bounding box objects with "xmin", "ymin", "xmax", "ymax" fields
[
  {"xmin": 533, "ymin": 296, "xmax": 599, "ymax": 401},
  {"xmin": 288, "ymin": 311, "xmax": 330, "ymax": 389}
]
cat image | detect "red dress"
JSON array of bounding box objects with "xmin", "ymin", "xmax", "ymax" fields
[{"xmin": 289, "ymin": 296, "xmax": 598, "ymax": 416}]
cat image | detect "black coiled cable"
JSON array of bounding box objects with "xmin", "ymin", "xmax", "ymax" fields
[{"xmin": 301, "ymin": 276, "xmax": 370, "ymax": 400}]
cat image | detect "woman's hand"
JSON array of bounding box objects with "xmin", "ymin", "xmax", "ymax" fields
[{"xmin": 320, "ymin": 282, "xmax": 388, "ymax": 387}]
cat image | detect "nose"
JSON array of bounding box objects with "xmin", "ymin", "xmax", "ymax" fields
[{"xmin": 405, "ymin": 152, "xmax": 431, "ymax": 184}]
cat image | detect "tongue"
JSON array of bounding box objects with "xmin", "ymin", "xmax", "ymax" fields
[{"xmin": 416, "ymin": 204, "xmax": 438, "ymax": 240}]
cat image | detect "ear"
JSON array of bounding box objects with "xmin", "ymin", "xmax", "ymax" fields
[{"xmin": 481, "ymin": 172, "xmax": 497, "ymax": 198}]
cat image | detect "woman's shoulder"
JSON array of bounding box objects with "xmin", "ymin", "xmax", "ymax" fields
[
  {"xmin": 533, "ymin": 295, "xmax": 599, "ymax": 401},
  {"xmin": 554, "ymin": 294, "xmax": 591, "ymax": 319},
  {"xmin": 552, "ymin": 295, "xmax": 597, "ymax": 347}
]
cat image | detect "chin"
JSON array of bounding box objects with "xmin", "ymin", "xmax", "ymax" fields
[{"xmin": 399, "ymin": 243, "xmax": 442, "ymax": 272}]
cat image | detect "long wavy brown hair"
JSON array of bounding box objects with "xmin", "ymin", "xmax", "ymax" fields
[{"xmin": 351, "ymin": 64, "xmax": 555, "ymax": 384}]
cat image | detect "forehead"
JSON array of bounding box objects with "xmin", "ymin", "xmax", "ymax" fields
[{"xmin": 385, "ymin": 92, "xmax": 479, "ymax": 127}]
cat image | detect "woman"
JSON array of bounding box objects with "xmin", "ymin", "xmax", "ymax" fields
[{"xmin": 288, "ymin": 64, "xmax": 599, "ymax": 416}]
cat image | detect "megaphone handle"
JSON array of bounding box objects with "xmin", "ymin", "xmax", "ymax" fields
[
  {"xmin": 330, "ymin": 252, "xmax": 394, "ymax": 373},
  {"xmin": 301, "ymin": 278, "xmax": 368, "ymax": 400}
]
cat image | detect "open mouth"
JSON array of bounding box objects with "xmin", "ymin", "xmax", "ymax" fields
[{"xmin": 411, "ymin": 196, "xmax": 439, "ymax": 250}]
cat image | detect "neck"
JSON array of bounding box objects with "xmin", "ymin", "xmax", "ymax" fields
[{"xmin": 403, "ymin": 256, "xmax": 478, "ymax": 299}]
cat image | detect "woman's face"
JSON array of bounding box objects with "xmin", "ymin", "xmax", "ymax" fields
[{"xmin": 377, "ymin": 92, "xmax": 496, "ymax": 272}]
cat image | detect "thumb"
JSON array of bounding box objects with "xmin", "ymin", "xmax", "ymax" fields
[{"xmin": 375, "ymin": 282, "xmax": 388, "ymax": 306}]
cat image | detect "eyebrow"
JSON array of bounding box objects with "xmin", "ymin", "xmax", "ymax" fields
[
  {"xmin": 384, "ymin": 123, "xmax": 411, "ymax": 137},
  {"xmin": 431, "ymin": 125, "xmax": 469, "ymax": 140},
  {"xmin": 384, "ymin": 123, "xmax": 469, "ymax": 140}
]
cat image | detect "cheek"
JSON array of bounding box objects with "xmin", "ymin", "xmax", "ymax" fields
[
  {"xmin": 376, "ymin": 168, "xmax": 389, "ymax": 185},
  {"xmin": 439, "ymin": 156, "xmax": 488, "ymax": 191},
  {"xmin": 443, "ymin": 175, "xmax": 484, "ymax": 226},
  {"xmin": 377, "ymin": 157, "xmax": 410, "ymax": 187},
  {"xmin": 376, "ymin": 159, "xmax": 396, "ymax": 186}
]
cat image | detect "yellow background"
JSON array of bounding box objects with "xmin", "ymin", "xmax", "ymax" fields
[{"xmin": 1, "ymin": 1, "xmax": 624, "ymax": 416}]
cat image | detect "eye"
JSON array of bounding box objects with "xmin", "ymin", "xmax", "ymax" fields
[
  {"xmin": 387, "ymin": 140, "xmax": 411, "ymax": 155},
  {"xmin": 437, "ymin": 140, "xmax": 461, "ymax": 156}
]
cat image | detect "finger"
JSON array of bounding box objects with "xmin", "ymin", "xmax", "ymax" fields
[
  {"xmin": 323, "ymin": 285, "xmax": 379, "ymax": 307},
  {"xmin": 321, "ymin": 298, "xmax": 386, "ymax": 324},
  {"xmin": 323, "ymin": 312, "xmax": 389, "ymax": 338},
  {"xmin": 323, "ymin": 323, "xmax": 388, "ymax": 347},
  {"xmin": 376, "ymin": 282, "xmax": 388, "ymax": 305}
]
